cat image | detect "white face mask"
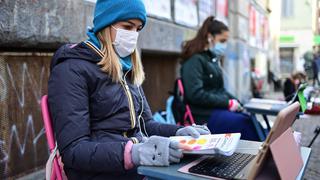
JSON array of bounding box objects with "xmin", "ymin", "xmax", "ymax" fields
[{"xmin": 112, "ymin": 26, "xmax": 139, "ymax": 58}]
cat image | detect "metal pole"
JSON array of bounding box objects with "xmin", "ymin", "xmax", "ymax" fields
[{"xmin": 308, "ymin": 126, "xmax": 320, "ymax": 147}]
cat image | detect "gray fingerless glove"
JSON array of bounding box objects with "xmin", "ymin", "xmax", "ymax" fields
[
  {"xmin": 176, "ymin": 124, "xmax": 211, "ymax": 138},
  {"xmin": 131, "ymin": 136, "xmax": 183, "ymax": 166}
]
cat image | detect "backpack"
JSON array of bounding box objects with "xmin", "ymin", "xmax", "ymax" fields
[{"xmin": 171, "ymin": 78, "xmax": 195, "ymax": 126}]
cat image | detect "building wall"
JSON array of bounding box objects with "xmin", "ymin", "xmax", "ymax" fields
[
  {"xmin": 268, "ymin": 0, "xmax": 282, "ymax": 74},
  {"xmin": 141, "ymin": 52, "xmax": 179, "ymax": 111},
  {"xmin": 226, "ymin": 0, "xmax": 250, "ymax": 100},
  {"xmin": 280, "ymin": 0, "xmax": 316, "ymax": 77},
  {"xmin": 0, "ymin": 0, "xmax": 95, "ymax": 50},
  {"xmin": 314, "ymin": 0, "xmax": 320, "ymax": 35},
  {"xmin": 281, "ymin": 0, "xmax": 313, "ymax": 30},
  {"xmin": 138, "ymin": 17, "xmax": 197, "ymax": 111},
  {"xmin": 0, "ymin": 53, "xmax": 51, "ymax": 179},
  {"xmin": 0, "ymin": 1, "xmax": 95, "ymax": 178},
  {"xmin": 0, "ymin": 0, "xmax": 198, "ymax": 178},
  {"xmin": 225, "ymin": 0, "xmax": 273, "ymax": 100}
]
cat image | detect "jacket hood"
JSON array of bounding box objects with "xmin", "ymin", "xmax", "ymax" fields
[{"xmin": 50, "ymin": 42, "xmax": 102, "ymax": 71}]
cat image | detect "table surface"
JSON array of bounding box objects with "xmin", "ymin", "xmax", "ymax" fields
[
  {"xmin": 244, "ymin": 101, "xmax": 287, "ymax": 116},
  {"xmin": 138, "ymin": 140, "xmax": 311, "ymax": 180}
]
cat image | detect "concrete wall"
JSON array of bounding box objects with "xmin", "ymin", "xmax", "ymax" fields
[
  {"xmin": 139, "ymin": 18, "xmax": 196, "ymax": 53},
  {"xmin": 0, "ymin": 0, "xmax": 94, "ymax": 50},
  {"xmin": 0, "ymin": 0, "xmax": 197, "ymax": 52}
]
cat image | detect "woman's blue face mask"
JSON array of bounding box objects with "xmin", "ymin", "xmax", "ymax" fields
[{"xmin": 210, "ymin": 42, "xmax": 227, "ymax": 56}]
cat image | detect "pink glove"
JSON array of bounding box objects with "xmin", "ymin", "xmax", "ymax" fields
[{"xmin": 228, "ymin": 99, "xmax": 242, "ymax": 112}]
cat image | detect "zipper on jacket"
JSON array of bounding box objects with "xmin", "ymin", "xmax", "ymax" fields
[{"xmin": 120, "ymin": 78, "xmax": 136, "ymax": 129}]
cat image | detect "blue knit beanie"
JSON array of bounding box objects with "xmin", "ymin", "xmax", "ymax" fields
[{"xmin": 87, "ymin": 0, "xmax": 147, "ymax": 49}]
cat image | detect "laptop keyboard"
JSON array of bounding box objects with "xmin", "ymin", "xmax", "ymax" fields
[{"xmin": 188, "ymin": 153, "xmax": 256, "ymax": 179}]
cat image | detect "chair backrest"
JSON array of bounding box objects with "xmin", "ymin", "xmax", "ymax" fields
[
  {"xmin": 172, "ymin": 78, "xmax": 195, "ymax": 126},
  {"xmin": 41, "ymin": 95, "xmax": 63, "ymax": 180}
]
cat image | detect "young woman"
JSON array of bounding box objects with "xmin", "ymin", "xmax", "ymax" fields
[
  {"xmin": 180, "ymin": 16, "xmax": 260, "ymax": 141},
  {"xmin": 283, "ymin": 72, "xmax": 306, "ymax": 101},
  {"xmin": 48, "ymin": 0, "xmax": 209, "ymax": 179}
]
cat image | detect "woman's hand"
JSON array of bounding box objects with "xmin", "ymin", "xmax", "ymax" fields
[
  {"xmin": 131, "ymin": 136, "xmax": 184, "ymax": 166},
  {"xmin": 176, "ymin": 124, "xmax": 211, "ymax": 138},
  {"xmin": 228, "ymin": 99, "xmax": 243, "ymax": 112}
]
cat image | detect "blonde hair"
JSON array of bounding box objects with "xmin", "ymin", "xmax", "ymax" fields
[{"xmin": 97, "ymin": 27, "xmax": 145, "ymax": 85}]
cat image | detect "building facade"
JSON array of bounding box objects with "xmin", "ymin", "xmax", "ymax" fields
[{"xmin": 279, "ymin": 0, "xmax": 317, "ymax": 78}]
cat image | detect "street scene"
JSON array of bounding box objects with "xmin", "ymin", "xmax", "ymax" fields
[{"xmin": 0, "ymin": 0, "xmax": 320, "ymax": 179}]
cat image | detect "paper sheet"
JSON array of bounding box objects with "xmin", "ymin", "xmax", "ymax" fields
[{"xmin": 170, "ymin": 133, "xmax": 241, "ymax": 156}]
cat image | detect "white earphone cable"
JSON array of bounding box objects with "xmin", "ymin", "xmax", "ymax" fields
[{"xmin": 137, "ymin": 85, "xmax": 149, "ymax": 137}]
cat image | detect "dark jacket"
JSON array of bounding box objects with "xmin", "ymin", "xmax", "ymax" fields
[
  {"xmin": 48, "ymin": 42, "xmax": 180, "ymax": 180},
  {"xmin": 283, "ymin": 78, "xmax": 296, "ymax": 102},
  {"xmin": 181, "ymin": 50, "xmax": 236, "ymax": 124}
]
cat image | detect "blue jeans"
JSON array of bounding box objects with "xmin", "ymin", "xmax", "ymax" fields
[{"xmin": 207, "ymin": 109, "xmax": 261, "ymax": 141}]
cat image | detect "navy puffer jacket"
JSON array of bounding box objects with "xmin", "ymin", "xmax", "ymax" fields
[{"xmin": 48, "ymin": 42, "xmax": 180, "ymax": 179}]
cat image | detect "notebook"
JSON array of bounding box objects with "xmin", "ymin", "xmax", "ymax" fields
[{"xmin": 170, "ymin": 133, "xmax": 241, "ymax": 156}]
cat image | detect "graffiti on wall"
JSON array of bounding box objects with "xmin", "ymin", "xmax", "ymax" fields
[
  {"xmin": 0, "ymin": 115, "xmax": 45, "ymax": 177},
  {"xmin": 0, "ymin": 55, "xmax": 51, "ymax": 178}
]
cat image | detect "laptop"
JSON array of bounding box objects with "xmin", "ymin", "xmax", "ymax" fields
[{"xmin": 180, "ymin": 102, "xmax": 301, "ymax": 180}]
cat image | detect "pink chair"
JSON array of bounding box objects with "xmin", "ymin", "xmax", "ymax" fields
[
  {"xmin": 176, "ymin": 79, "xmax": 195, "ymax": 126},
  {"xmin": 41, "ymin": 95, "xmax": 63, "ymax": 180}
]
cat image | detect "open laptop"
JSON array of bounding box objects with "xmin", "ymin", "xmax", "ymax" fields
[{"xmin": 180, "ymin": 102, "xmax": 301, "ymax": 180}]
